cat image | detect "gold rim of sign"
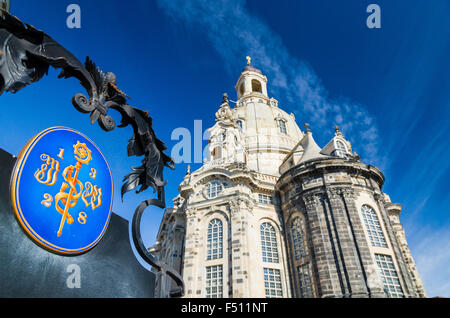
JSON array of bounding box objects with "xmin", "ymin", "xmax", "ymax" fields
[{"xmin": 10, "ymin": 127, "xmax": 114, "ymax": 255}]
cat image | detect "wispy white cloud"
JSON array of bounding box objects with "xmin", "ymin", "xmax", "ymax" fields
[
  {"xmin": 156, "ymin": 0, "xmax": 383, "ymax": 166},
  {"xmin": 396, "ymin": 123, "xmax": 450, "ymax": 297},
  {"xmin": 407, "ymin": 226, "xmax": 450, "ymax": 297},
  {"xmin": 395, "ymin": 121, "xmax": 450, "ymax": 214}
]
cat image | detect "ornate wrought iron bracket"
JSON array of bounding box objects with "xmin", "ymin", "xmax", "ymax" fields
[{"xmin": 0, "ymin": 9, "xmax": 184, "ymax": 297}]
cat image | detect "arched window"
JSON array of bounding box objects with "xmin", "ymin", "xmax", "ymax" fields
[
  {"xmin": 335, "ymin": 140, "xmax": 347, "ymax": 157},
  {"xmin": 236, "ymin": 120, "xmax": 243, "ymax": 131},
  {"xmin": 212, "ymin": 146, "xmax": 222, "ymax": 160},
  {"xmin": 260, "ymin": 222, "xmax": 279, "ymax": 263},
  {"xmin": 291, "ymin": 217, "xmax": 307, "ymax": 260},
  {"xmin": 206, "ymin": 181, "xmax": 223, "ymax": 199},
  {"xmin": 239, "ymin": 82, "xmax": 245, "ymax": 97},
  {"xmin": 361, "ymin": 205, "xmax": 387, "ymax": 248},
  {"xmin": 278, "ymin": 119, "xmax": 287, "ymax": 134},
  {"xmin": 207, "ymin": 219, "xmax": 223, "ymax": 260},
  {"xmin": 251, "ymin": 79, "xmax": 262, "ymax": 93}
]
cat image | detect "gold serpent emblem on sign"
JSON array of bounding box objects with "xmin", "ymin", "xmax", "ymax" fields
[{"xmin": 53, "ymin": 141, "xmax": 93, "ymax": 237}]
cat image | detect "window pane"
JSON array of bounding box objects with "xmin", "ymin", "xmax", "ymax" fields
[
  {"xmin": 375, "ymin": 254, "xmax": 404, "ymax": 298},
  {"xmin": 335, "ymin": 140, "xmax": 347, "ymax": 157},
  {"xmin": 291, "ymin": 217, "xmax": 307, "ymax": 260},
  {"xmin": 279, "ymin": 120, "xmax": 287, "ymax": 134},
  {"xmin": 207, "ymin": 219, "xmax": 223, "ymax": 260},
  {"xmin": 297, "ymin": 264, "xmax": 314, "ymax": 298},
  {"xmin": 206, "ymin": 181, "xmax": 223, "ymax": 199},
  {"xmin": 258, "ymin": 194, "xmax": 273, "ymax": 205},
  {"xmin": 361, "ymin": 205, "xmax": 388, "ymax": 248},
  {"xmin": 264, "ymin": 268, "xmax": 283, "ymax": 298},
  {"xmin": 260, "ymin": 223, "xmax": 279, "ymax": 263},
  {"xmin": 205, "ymin": 265, "xmax": 223, "ymax": 298},
  {"xmin": 237, "ymin": 120, "xmax": 243, "ymax": 131}
]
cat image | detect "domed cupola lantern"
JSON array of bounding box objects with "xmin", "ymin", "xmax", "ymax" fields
[{"xmin": 235, "ymin": 56, "xmax": 268, "ymax": 99}]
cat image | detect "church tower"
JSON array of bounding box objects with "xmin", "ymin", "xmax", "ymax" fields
[
  {"xmin": 154, "ymin": 59, "xmax": 303, "ymax": 298},
  {"xmin": 152, "ymin": 59, "xmax": 426, "ymax": 299}
]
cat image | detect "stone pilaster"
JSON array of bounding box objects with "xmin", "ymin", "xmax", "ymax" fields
[
  {"xmin": 182, "ymin": 208, "xmax": 200, "ymax": 297},
  {"xmin": 340, "ymin": 189, "xmax": 385, "ymax": 297},
  {"xmin": 324, "ymin": 187, "xmax": 370, "ymax": 297},
  {"xmin": 171, "ymin": 224, "xmax": 186, "ymax": 285},
  {"xmin": 302, "ymin": 192, "xmax": 343, "ymax": 297},
  {"xmin": 229, "ymin": 197, "xmax": 253, "ymax": 297},
  {"xmin": 374, "ymin": 194, "xmax": 418, "ymax": 297},
  {"xmin": 283, "ymin": 200, "xmax": 300, "ymax": 297},
  {"xmin": 390, "ymin": 219, "xmax": 427, "ymax": 297}
]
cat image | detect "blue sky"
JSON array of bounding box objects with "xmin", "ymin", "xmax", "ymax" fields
[{"xmin": 0, "ymin": 0, "xmax": 449, "ymax": 297}]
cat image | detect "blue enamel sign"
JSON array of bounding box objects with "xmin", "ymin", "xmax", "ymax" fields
[{"xmin": 10, "ymin": 127, "xmax": 113, "ymax": 255}]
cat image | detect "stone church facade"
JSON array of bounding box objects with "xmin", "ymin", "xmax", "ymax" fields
[{"xmin": 152, "ymin": 61, "xmax": 426, "ymax": 298}]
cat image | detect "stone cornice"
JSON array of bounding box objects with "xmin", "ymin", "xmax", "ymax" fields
[
  {"xmin": 179, "ymin": 164, "xmax": 277, "ymax": 197},
  {"xmin": 277, "ymin": 158, "xmax": 385, "ymax": 192}
]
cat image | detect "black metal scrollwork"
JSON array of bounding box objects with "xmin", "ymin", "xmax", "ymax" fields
[{"xmin": 0, "ymin": 9, "xmax": 184, "ymax": 297}]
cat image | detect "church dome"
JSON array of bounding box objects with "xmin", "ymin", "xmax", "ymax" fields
[
  {"xmin": 242, "ymin": 65, "xmax": 262, "ymax": 74},
  {"xmin": 231, "ymin": 58, "xmax": 303, "ymax": 176}
]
